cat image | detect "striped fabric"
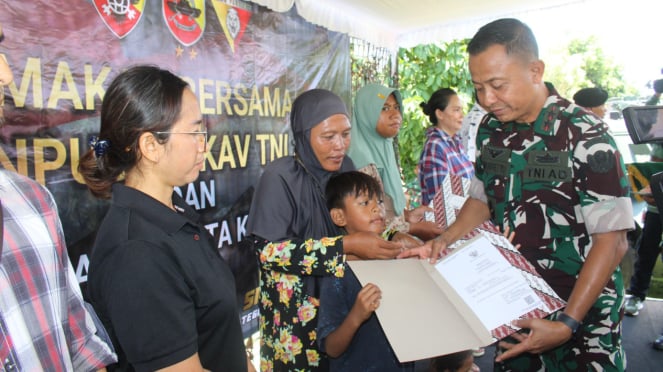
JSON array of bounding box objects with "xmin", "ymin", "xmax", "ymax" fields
[{"xmin": 0, "ymin": 170, "xmax": 116, "ymax": 371}]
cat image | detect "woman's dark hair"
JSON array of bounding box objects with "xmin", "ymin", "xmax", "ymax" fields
[
  {"xmin": 428, "ymin": 349, "xmax": 473, "ymax": 372},
  {"xmin": 420, "ymin": 88, "xmax": 457, "ymax": 125},
  {"xmin": 467, "ymin": 18, "xmax": 538, "ymax": 61},
  {"xmin": 78, "ymin": 65, "xmax": 189, "ymax": 199},
  {"xmin": 326, "ymin": 171, "xmax": 383, "ymax": 210}
]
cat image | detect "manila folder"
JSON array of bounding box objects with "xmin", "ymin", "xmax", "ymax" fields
[{"xmin": 348, "ymin": 257, "xmax": 493, "ymax": 362}]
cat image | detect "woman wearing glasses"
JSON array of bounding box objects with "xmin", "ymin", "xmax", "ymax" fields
[{"xmin": 79, "ymin": 65, "xmax": 250, "ymax": 371}]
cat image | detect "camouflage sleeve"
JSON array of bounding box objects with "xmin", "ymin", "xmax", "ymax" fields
[
  {"xmin": 579, "ymin": 197, "xmax": 634, "ymax": 234},
  {"xmin": 573, "ymin": 118, "xmax": 634, "ymax": 234}
]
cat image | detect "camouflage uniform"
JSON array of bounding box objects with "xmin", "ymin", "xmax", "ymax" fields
[{"xmin": 474, "ymin": 84, "xmax": 634, "ymax": 371}]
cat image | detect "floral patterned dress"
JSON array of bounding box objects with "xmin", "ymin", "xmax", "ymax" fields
[{"xmin": 257, "ymin": 236, "xmax": 346, "ymax": 371}]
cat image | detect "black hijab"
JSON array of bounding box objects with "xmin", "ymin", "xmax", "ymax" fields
[
  {"xmin": 292, "ymin": 89, "xmax": 355, "ymax": 188},
  {"xmin": 248, "ymin": 89, "xmax": 355, "ymax": 241}
]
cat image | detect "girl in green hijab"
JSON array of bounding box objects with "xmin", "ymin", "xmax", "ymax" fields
[
  {"xmin": 349, "ymin": 84, "xmax": 405, "ymax": 213},
  {"xmin": 349, "ymin": 84, "xmax": 442, "ymax": 240}
]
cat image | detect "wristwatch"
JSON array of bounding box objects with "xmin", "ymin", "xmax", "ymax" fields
[{"xmin": 557, "ymin": 312, "xmax": 581, "ymax": 334}]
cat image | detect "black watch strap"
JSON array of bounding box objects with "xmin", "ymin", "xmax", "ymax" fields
[{"xmin": 557, "ymin": 312, "xmax": 581, "ymax": 334}]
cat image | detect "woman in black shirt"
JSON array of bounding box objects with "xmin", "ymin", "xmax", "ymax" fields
[{"xmin": 79, "ymin": 65, "xmax": 248, "ymax": 372}]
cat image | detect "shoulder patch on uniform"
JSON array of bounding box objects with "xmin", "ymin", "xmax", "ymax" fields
[{"xmin": 587, "ymin": 150, "xmax": 615, "ymax": 173}]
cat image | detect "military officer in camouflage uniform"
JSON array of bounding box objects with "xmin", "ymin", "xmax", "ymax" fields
[{"xmin": 432, "ymin": 18, "xmax": 634, "ymax": 371}]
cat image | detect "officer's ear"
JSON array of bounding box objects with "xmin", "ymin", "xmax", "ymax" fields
[{"xmin": 530, "ymin": 59, "xmax": 545, "ymax": 84}]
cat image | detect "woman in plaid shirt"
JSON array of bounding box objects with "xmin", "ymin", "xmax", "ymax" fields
[{"xmin": 417, "ymin": 88, "xmax": 475, "ymax": 206}]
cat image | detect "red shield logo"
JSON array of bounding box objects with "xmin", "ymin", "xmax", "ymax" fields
[
  {"xmin": 93, "ymin": 0, "xmax": 145, "ymax": 39},
  {"xmin": 163, "ymin": 0, "xmax": 206, "ymax": 46}
]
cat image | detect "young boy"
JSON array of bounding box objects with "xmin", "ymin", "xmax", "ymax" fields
[
  {"xmin": 317, "ymin": 171, "xmax": 420, "ymax": 371},
  {"xmin": 429, "ymin": 350, "xmax": 475, "ymax": 372}
]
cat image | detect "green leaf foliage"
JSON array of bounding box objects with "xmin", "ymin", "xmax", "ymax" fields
[
  {"xmin": 545, "ymin": 36, "xmax": 638, "ymax": 98},
  {"xmin": 397, "ymin": 40, "xmax": 475, "ymax": 184}
]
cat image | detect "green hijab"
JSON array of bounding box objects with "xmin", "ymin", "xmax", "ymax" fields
[{"xmin": 349, "ymin": 84, "xmax": 406, "ymax": 215}]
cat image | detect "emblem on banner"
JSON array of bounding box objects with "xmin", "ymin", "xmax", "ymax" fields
[
  {"xmin": 163, "ymin": 0, "xmax": 206, "ymax": 46},
  {"xmin": 211, "ymin": 0, "xmax": 252, "ymax": 53},
  {"xmin": 93, "ymin": 0, "xmax": 145, "ymax": 39}
]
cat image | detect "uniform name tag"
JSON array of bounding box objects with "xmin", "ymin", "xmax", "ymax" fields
[
  {"xmin": 524, "ymin": 151, "xmax": 571, "ymax": 182},
  {"xmin": 481, "ymin": 145, "xmax": 511, "ymax": 177}
]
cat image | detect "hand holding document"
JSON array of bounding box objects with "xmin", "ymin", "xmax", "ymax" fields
[
  {"xmin": 348, "ymin": 225, "xmax": 565, "ymax": 362},
  {"xmin": 436, "ymin": 236, "xmax": 543, "ymax": 332}
]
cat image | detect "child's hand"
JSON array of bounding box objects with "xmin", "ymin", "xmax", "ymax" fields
[
  {"xmin": 502, "ymin": 225, "xmax": 521, "ymax": 250},
  {"xmin": 390, "ymin": 232, "xmax": 422, "ymax": 249},
  {"xmin": 404, "ymin": 206, "xmax": 431, "ymax": 223},
  {"xmin": 350, "ymin": 283, "xmax": 382, "ymax": 323},
  {"xmin": 396, "ymin": 245, "xmax": 432, "ymax": 259}
]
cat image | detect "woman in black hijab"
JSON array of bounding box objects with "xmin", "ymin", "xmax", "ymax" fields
[{"xmin": 248, "ymin": 89, "xmax": 403, "ymax": 371}]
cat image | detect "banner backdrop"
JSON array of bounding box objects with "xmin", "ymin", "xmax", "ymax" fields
[{"xmin": 0, "ymin": 0, "xmax": 351, "ymax": 337}]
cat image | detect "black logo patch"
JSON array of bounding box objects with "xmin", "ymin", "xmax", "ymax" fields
[
  {"xmin": 587, "ymin": 150, "xmax": 615, "ymax": 174},
  {"xmin": 534, "ymin": 152, "xmax": 560, "ymax": 164},
  {"xmin": 488, "ymin": 148, "xmax": 505, "ymax": 159}
]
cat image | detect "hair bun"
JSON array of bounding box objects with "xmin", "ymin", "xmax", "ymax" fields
[{"xmin": 419, "ymin": 101, "xmax": 429, "ymax": 115}]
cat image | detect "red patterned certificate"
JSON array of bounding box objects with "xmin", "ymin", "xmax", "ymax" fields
[
  {"xmin": 348, "ymin": 174, "xmax": 565, "ymax": 362},
  {"xmin": 438, "ymin": 230, "xmax": 566, "ymax": 341},
  {"xmin": 349, "ymin": 234, "xmax": 565, "ymax": 362},
  {"xmin": 432, "ymin": 174, "xmax": 565, "ymax": 341}
]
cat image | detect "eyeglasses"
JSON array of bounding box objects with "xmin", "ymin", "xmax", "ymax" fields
[
  {"xmin": 381, "ymin": 104, "xmax": 401, "ymax": 113},
  {"xmin": 154, "ymin": 130, "xmax": 208, "ymax": 150}
]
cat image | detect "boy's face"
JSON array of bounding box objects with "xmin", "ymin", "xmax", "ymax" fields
[
  {"xmin": 455, "ymin": 354, "xmax": 474, "ymax": 372},
  {"xmin": 331, "ymin": 191, "xmax": 386, "ymax": 235}
]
